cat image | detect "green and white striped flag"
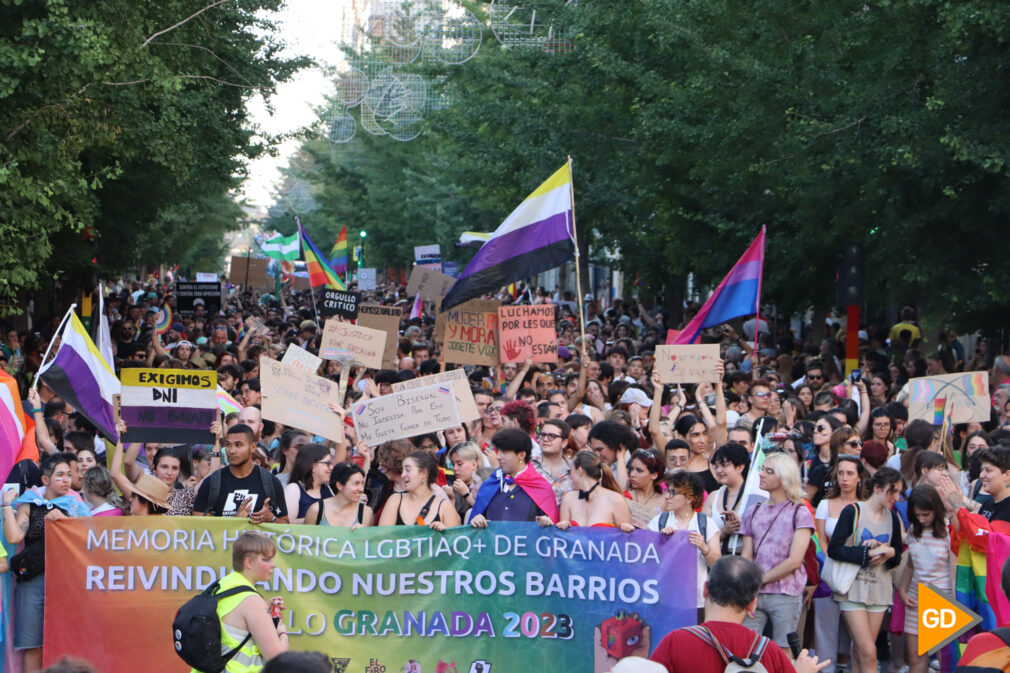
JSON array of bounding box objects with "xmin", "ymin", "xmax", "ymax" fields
[{"xmin": 260, "ymin": 232, "xmax": 300, "ymax": 261}]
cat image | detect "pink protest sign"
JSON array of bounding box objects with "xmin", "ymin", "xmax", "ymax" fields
[{"xmin": 655, "ymin": 345, "xmax": 720, "ymax": 383}]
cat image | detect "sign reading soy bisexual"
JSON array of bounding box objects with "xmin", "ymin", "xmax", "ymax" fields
[
  {"xmin": 119, "ymin": 369, "xmax": 217, "ymax": 444},
  {"xmin": 319, "ymin": 289, "xmax": 360, "ymax": 319},
  {"xmin": 655, "ymin": 345, "xmax": 721, "ymax": 384},
  {"xmin": 352, "ymin": 383, "xmax": 460, "ymax": 445},
  {"xmin": 320, "ymin": 320, "xmax": 386, "ymax": 369},
  {"xmin": 259, "ymin": 357, "xmax": 343, "ymax": 442},
  {"xmin": 391, "ymin": 367, "xmax": 480, "ymax": 423},
  {"xmin": 498, "ymin": 304, "xmax": 558, "ymax": 363},
  {"xmin": 444, "ymin": 299, "xmax": 499, "ymax": 366}
]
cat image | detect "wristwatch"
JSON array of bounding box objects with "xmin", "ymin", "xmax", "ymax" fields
[{"xmin": 210, "ymin": 451, "xmax": 221, "ymax": 458}]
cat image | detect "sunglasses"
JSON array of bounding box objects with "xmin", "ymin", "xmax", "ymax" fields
[
  {"xmin": 845, "ymin": 440, "xmax": 863, "ymax": 448},
  {"xmin": 807, "ymin": 374, "xmax": 824, "ymax": 380},
  {"xmin": 815, "ymin": 424, "xmax": 830, "ymax": 432},
  {"xmin": 753, "ymin": 392, "xmax": 772, "ymax": 399}
]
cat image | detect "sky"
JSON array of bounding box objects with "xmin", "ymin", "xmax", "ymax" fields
[{"xmin": 237, "ymin": 0, "xmax": 358, "ymax": 210}]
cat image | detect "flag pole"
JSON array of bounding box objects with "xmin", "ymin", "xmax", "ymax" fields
[
  {"xmin": 33, "ymin": 304, "xmax": 77, "ymax": 389},
  {"xmin": 752, "ymin": 225, "xmax": 766, "ymax": 378},
  {"xmin": 567, "ymin": 156, "xmax": 587, "ymax": 356},
  {"xmin": 296, "ymin": 216, "xmax": 323, "ymax": 327}
]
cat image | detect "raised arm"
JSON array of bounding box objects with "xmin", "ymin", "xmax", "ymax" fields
[
  {"xmin": 27, "ymin": 388, "xmax": 58, "ymax": 456},
  {"xmin": 505, "ymin": 357, "xmax": 533, "ymax": 401},
  {"xmin": 110, "ymin": 420, "xmax": 137, "ymax": 499},
  {"xmin": 647, "ymin": 371, "xmax": 671, "ymax": 450},
  {"xmin": 713, "ymin": 359, "xmax": 728, "ymax": 447}
]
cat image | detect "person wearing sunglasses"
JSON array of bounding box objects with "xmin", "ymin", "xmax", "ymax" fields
[
  {"xmin": 742, "ymin": 379, "xmax": 774, "ymax": 429},
  {"xmin": 803, "ymin": 360, "xmax": 829, "ymax": 393},
  {"xmin": 804, "ymin": 415, "xmax": 845, "ymax": 506}
]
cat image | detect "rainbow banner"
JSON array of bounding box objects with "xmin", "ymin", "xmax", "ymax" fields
[
  {"xmin": 933, "ymin": 397, "xmax": 947, "ymax": 425},
  {"xmin": 298, "ymin": 218, "xmax": 347, "ymax": 291},
  {"xmin": 43, "ymin": 518, "xmax": 696, "ymax": 673},
  {"xmin": 330, "ymin": 225, "xmax": 348, "ymax": 274}
]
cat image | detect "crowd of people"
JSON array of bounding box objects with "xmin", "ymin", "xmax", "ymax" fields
[{"xmin": 5, "ymin": 278, "xmax": 1010, "ymax": 673}]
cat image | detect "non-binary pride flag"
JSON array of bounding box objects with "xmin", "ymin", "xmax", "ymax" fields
[
  {"xmin": 37, "ymin": 310, "xmax": 120, "ymax": 442},
  {"xmin": 298, "ymin": 219, "xmax": 347, "ymax": 290},
  {"xmin": 671, "ymin": 227, "xmax": 766, "ymax": 344},
  {"xmin": 441, "ymin": 162, "xmax": 575, "ymax": 311},
  {"xmin": 260, "ymin": 232, "xmax": 300, "ymax": 261},
  {"xmin": 330, "ymin": 226, "xmax": 348, "ymax": 274}
]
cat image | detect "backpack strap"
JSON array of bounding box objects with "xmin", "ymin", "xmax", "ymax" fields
[
  {"xmin": 213, "ymin": 584, "xmax": 259, "ymax": 665},
  {"xmin": 684, "ymin": 625, "xmax": 770, "ymax": 667},
  {"xmin": 682, "ymin": 626, "xmax": 731, "ymax": 665},
  {"xmin": 357, "ymin": 502, "xmax": 365, "ymax": 525},
  {"xmin": 257, "ymin": 465, "xmax": 277, "ymax": 516},
  {"xmin": 315, "ymin": 501, "xmax": 324, "ymax": 525},
  {"xmin": 659, "ymin": 511, "xmax": 670, "ymax": 529},
  {"xmin": 207, "ymin": 469, "xmax": 223, "ymax": 516}
]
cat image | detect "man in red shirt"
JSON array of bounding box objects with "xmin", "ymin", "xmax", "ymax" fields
[{"xmin": 649, "ymin": 556, "xmax": 829, "ymax": 673}]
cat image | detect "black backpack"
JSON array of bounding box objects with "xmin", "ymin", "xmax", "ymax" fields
[
  {"xmin": 172, "ymin": 580, "xmax": 258, "ymax": 673},
  {"xmin": 206, "ymin": 465, "xmax": 278, "ymax": 517}
]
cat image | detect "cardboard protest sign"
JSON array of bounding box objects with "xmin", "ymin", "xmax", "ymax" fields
[
  {"xmin": 908, "ymin": 372, "xmax": 990, "ymax": 424},
  {"xmin": 654, "ymin": 345, "xmax": 721, "ymax": 383},
  {"xmin": 281, "ymin": 343, "xmax": 322, "ymax": 375},
  {"xmin": 498, "ymin": 304, "xmax": 557, "ymax": 363},
  {"xmin": 259, "ymin": 357, "xmax": 343, "ymax": 442},
  {"xmin": 358, "ymin": 267, "xmax": 377, "ymax": 291},
  {"xmin": 352, "ymin": 383, "xmax": 460, "ymax": 445},
  {"xmin": 443, "ymin": 299, "xmax": 499, "ymax": 366},
  {"xmin": 319, "ymin": 289, "xmax": 361, "ymax": 319},
  {"xmin": 119, "ymin": 369, "xmax": 217, "ymax": 443},
  {"xmin": 356, "ymin": 303, "xmax": 401, "ymax": 369},
  {"xmin": 406, "ymin": 266, "xmax": 455, "ymax": 299},
  {"xmin": 320, "ymin": 320, "xmax": 386, "ymax": 369},
  {"xmin": 413, "ymin": 244, "xmax": 442, "ymax": 271},
  {"xmin": 228, "ymin": 256, "xmax": 270, "ymax": 290},
  {"xmin": 174, "ymin": 282, "xmax": 222, "ymax": 315},
  {"xmin": 391, "ymin": 367, "xmax": 479, "ymax": 423}
]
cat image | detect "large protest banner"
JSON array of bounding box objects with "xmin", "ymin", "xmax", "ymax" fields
[
  {"xmin": 392, "ymin": 367, "xmax": 480, "ymax": 423},
  {"xmin": 120, "ymin": 369, "xmax": 217, "ymax": 443},
  {"xmin": 260, "ymin": 357, "xmax": 344, "ymax": 442},
  {"xmin": 908, "ymin": 371, "xmax": 991, "ymax": 424},
  {"xmin": 443, "ymin": 299, "xmax": 499, "ymax": 366},
  {"xmin": 44, "ymin": 518, "xmax": 695, "ymax": 673},
  {"xmin": 357, "ymin": 303, "xmax": 401, "ymax": 369},
  {"xmin": 352, "ymin": 383, "xmax": 460, "ymax": 445},
  {"xmin": 498, "ymin": 304, "xmax": 557, "ymax": 363}
]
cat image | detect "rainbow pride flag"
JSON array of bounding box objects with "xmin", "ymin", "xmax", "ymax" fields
[
  {"xmin": 965, "ymin": 371, "xmax": 986, "ymax": 397},
  {"xmin": 297, "ymin": 219, "xmax": 346, "ymax": 290},
  {"xmin": 933, "ymin": 396, "xmax": 947, "ymax": 425},
  {"xmin": 217, "ymin": 386, "xmax": 243, "ymax": 415},
  {"xmin": 330, "ymin": 226, "xmax": 348, "ymax": 274}
]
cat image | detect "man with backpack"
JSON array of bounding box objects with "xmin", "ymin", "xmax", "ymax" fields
[
  {"xmin": 174, "ymin": 531, "xmax": 288, "ymax": 673},
  {"xmin": 192, "ymin": 424, "xmax": 288, "ymax": 523},
  {"xmin": 649, "ymin": 556, "xmax": 830, "ymax": 673}
]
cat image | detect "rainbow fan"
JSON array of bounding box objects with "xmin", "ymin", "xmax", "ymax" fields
[{"xmin": 155, "ymin": 305, "xmax": 172, "ymax": 335}]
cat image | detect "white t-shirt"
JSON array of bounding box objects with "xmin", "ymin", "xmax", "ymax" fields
[
  {"xmin": 648, "ymin": 511, "xmax": 719, "ymax": 608},
  {"xmin": 814, "ymin": 498, "xmax": 841, "ymax": 539}
]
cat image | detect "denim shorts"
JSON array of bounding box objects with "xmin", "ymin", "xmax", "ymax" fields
[
  {"xmin": 838, "ymin": 599, "xmax": 889, "ymax": 613},
  {"xmin": 13, "ymin": 573, "xmax": 44, "ymax": 650}
]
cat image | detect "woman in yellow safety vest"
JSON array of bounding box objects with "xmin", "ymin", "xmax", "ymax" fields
[{"xmin": 194, "ymin": 531, "xmax": 288, "ymax": 673}]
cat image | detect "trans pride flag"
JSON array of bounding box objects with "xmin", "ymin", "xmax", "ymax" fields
[
  {"xmin": 441, "ymin": 162, "xmax": 575, "ymax": 311},
  {"xmin": 671, "ymin": 227, "xmax": 766, "ymax": 344}
]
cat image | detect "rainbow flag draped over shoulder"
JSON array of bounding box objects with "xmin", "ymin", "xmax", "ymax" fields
[
  {"xmin": 441, "ymin": 162, "xmax": 575, "ymax": 311},
  {"xmin": 330, "ymin": 226, "xmax": 348, "ymax": 274},
  {"xmin": 298, "ymin": 219, "xmax": 347, "ymax": 290},
  {"xmin": 671, "ymin": 227, "xmax": 766, "ymax": 344}
]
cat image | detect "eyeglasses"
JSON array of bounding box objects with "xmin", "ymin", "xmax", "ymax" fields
[
  {"xmin": 485, "ymin": 407, "xmax": 504, "ymax": 416},
  {"xmin": 538, "ymin": 432, "xmax": 563, "ymax": 441},
  {"xmin": 314, "ymin": 460, "xmax": 333, "ymax": 467}
]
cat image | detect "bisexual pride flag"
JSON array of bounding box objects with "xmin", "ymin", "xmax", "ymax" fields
[
  {"xmin": 671, "ymin": 227, "xmax": 766, "ymax": 344},
  {"xmin": 441, "ymin": 162, "xmax": 575, "ymax": 311}
]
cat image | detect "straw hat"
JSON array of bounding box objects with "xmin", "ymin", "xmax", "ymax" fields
[{"xmin": 131, "ymin": 474, "xmax": 170, "ymax": 510}]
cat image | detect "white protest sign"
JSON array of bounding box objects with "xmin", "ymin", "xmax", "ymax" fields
[
  {"xmin": 654, "ymin": 345, "xmax": 721, "ymax": 384},
  {"xmin": 320, "ymin": 320, "xmax": 387, "ymax": 369},
  {"xmin": 358, "ymin": 268, "xmax": 377, "ymax": 291},
  {"xmin": 391, "ymin": 368, "xmax": 478, "ymax": 423},
  {"xmin": 352, "ymin": 383, "xmax": 460, "ymax": 445},
  {"xmin": 195, "ymin": 272, "xmax": 217, "ymax": 282},
  {"xmin": 281, "ymin": 344, "xmax": 322, "ymax": 375}
]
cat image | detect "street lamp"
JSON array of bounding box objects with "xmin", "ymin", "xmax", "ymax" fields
[{"xmin": 359, "ymin": 230, "xmax": 367, "ymax": 266}]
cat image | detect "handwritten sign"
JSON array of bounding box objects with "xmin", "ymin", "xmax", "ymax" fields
[
  {"xmin": 413, "ymin": 244, "xmax": 442, "ymax": 271},
  {"xmin": 444, "ymin": 299, "xmax": 499, "ymax": 366},
  {"xmin": 259, "ymin": 357, "xmax": 343, "ymax": 442},
  {"xmin": 320, "ymin": 320, "xmax": 386, "ymax": 369},
  {"xmin": 498, "ymin": 305, "xmax": 557, "ymax": 363},
  {"xmin": 319, "ymin": 289, "xmax": 360, "ymax": 319},
  {"xmin": 406, "ymin": 266, "xmax": 455, "ymax": 299},
  {"xmin": 352, "ymin": 384, "xmax": 460, "ymax": 445},
  {"xmin": 356, "ymin": 303, "xmax": 402, "ymax": 369},
  {"xmin": 392, "ymin": 367, "xmax": 479, "ymax": 423},
  {"xmin": 908, "ymin": 372, "xmax": 990, "ymax": 424},
  {"xmin": 281, "ymin": 343, "xmax": 322, "ymax": 375},
  {"xmin": 655, "ymin": 345, "xmax": 721, "ymax": 384},
  {"xmin": 119, "ymin": 369, "xmax": 217, "ymax": 444},
  {"xmin": 358, "ymin": 268, "xmax": 377, "ymax": 291}
]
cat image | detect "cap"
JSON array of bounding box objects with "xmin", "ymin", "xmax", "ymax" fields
[
  {"xmin": 131, "ymin": 474, "xmax": 170, "ymax": 510},
  {"xmin": 170, "ymin": 323, "xmax": 185, "ymax": 333},
  {"xmin": 299, "ymin": 320, "xmax": 317, "ymax": 332},
  {"xmin": 619, "ymin": 387, "xmax": 653, "ymax": 407},
  {"xmin": 192, "ymin": 298, "xmax": 205, "ymax": 306},
  {"xmin": 858, "ymin": 330, "xmax": 869, "ymax": 342}
]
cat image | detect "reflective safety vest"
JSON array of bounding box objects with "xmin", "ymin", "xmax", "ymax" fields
[{"xmin": 191, "ymin": 571, "xmax": 264, "ymax": 673}]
